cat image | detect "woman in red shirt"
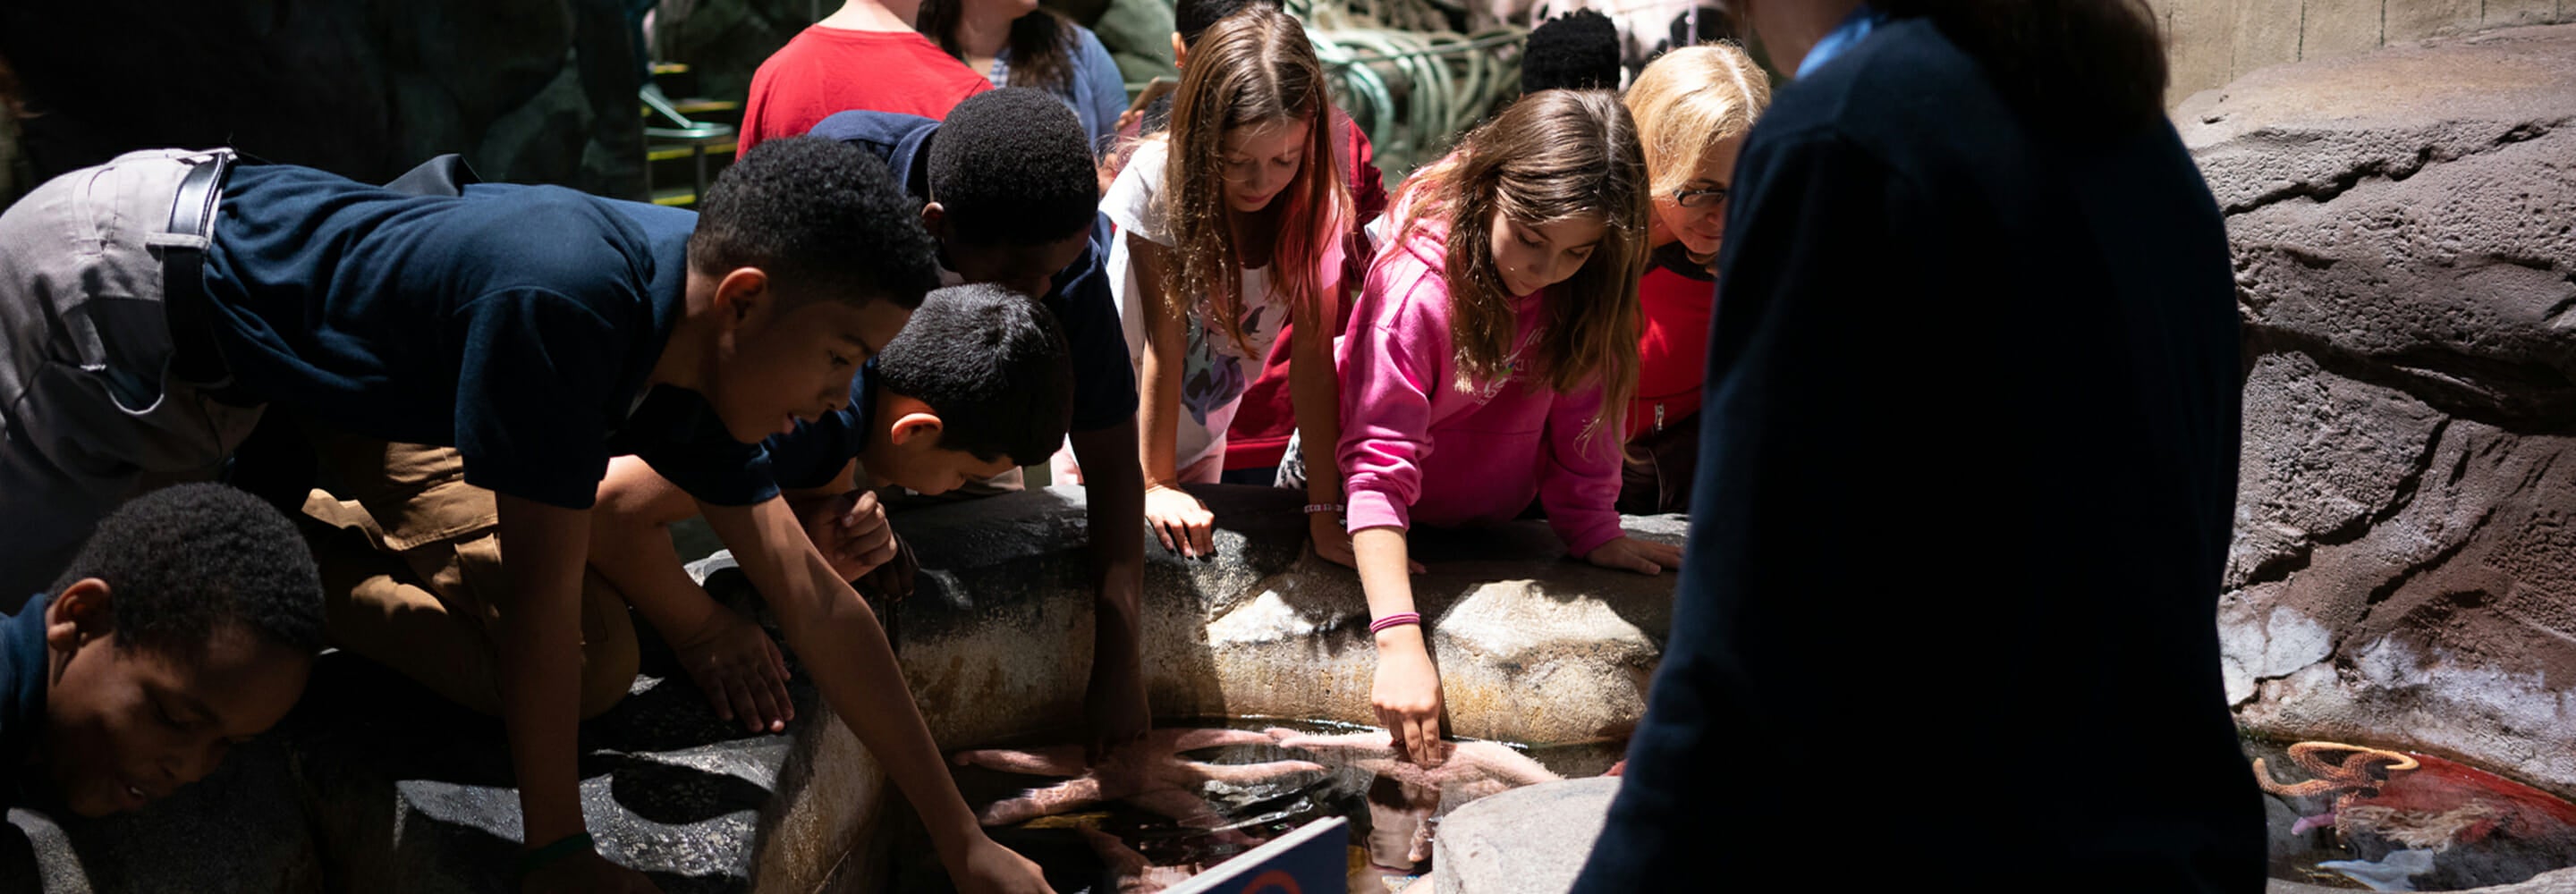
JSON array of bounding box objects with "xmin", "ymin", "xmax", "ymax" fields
[{"xmin": 1618, "ymin": 44, "xmax": 1771, "ymax": 514}]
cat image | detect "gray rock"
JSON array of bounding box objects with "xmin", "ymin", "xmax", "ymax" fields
[
  {"xmin": 2189, "ymin": 23, "xmax": 2576, "ymax": 795},
  {"xmin": 883, "ymin": 485, "xmax": 1680, "ymax": 746},
  {"xmin": 1430, "ymin": 777, "xmax": 1620, "ymax": 894}
]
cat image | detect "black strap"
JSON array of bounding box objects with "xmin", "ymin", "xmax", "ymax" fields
[{"xmin": 164, "ymin": 151, "xmax": 240, "ymax": 392}]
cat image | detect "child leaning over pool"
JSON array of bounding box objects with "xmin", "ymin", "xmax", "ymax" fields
[
  {"xmin": 583, "ymin": 283, "xmax": 1072, "ymax": 735},
  {"xmin": 1337, "ymin": 90, "xmax": 1682, "ymax": 767}
]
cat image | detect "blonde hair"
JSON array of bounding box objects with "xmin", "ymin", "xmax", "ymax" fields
[
  {"xmin": 1158, "ymin": 5, "xmax": 1350, "ymax": 353},
  {"xmin": 1624, "ymin": 44, "xmax": 1770, "ymax": 197},
  {"xmin": 1395, "ymin": 89, "xmax": 1648, "ymax": 449}
]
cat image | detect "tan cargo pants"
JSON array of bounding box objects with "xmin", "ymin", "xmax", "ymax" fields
[{"xmin": 300, "ymin": 432, "xmax": 638, "ymax": 719}]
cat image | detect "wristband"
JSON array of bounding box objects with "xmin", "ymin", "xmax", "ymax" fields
[
  {"xmin": 518, "ymin": 831, "xmax": 596, "ymax": 879},
  {"xmin": 1368, "ymin": 611, "xmax": 1422, "ymax": 635},
  {"xmin": 1303, "ymin": 502, "xmax": 1345, "ymax": 515}
]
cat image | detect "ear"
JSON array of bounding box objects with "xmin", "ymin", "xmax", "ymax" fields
[
  {"xmin": 1170, "ymin": 32, "xmax": 1187, "ymax": 68},
  {"xmin": 919, "ymin": 201, "xmax": 950, "ymax": 244},
  {"xmin": 886, "ymin": 410, "xmax": 945, "ymax": 447},
  {"xmin": 712, "ymin": 267, "xmax": 774, "ymax": 328},
  {"xmin": 45, "ymin": 578, "xmax": 114, "ymax": 654}
]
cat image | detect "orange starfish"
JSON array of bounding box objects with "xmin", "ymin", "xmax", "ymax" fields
[{"xmin": 2255, "ymin": 741, "xmax": 2422, "ymax": 802}]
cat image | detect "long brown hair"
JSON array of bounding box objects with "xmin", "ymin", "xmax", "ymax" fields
[
  {"xmin": 1875, "ymin": 0, "xmax": 2168, "ymax": 135},
  {"xmin": 917, "ymin": 0, "xmax": 1076, "ymax": 93},
  {"xmin": 1396, "ymin": 89, "xmax": 1648, "ymax": 447},
  {"xmin": 1158, "ymin": 4, "xmax": 1349, "ymax": 353}
]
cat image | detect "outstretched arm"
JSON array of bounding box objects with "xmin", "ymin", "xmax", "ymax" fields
[
  {"xmin": 1070, "ymin": 417, "xmax": 1150, "ymax": 761},
  {"xmin": 699, "ymin": 497, "xmax": 1053, "ymax": 894}
]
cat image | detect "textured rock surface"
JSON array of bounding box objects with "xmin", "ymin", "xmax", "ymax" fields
[
  {"xmin": 0, "ymin": 0, "xmax": 645, "ymax": 198},
  {"xmin": 887, "ymin": 485, "xmax": 1682, "ymax": 747},
  {"xmin": 1430, "ymin": 778, "xmax": 1619, "ymax": 894},
  {"xmin": 2181, "ymin": 24, "xmax": 2576, "ymax": 791}
]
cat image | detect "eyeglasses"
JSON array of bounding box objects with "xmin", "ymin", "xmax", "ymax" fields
[{"xmin": 1674, "ymin": 185, "xmax": 1730, "ymax": 210}]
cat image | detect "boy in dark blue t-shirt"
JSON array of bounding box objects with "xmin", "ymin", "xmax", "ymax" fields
[
  {"xmin": 0, "ymin": 140, "xmax": 1051, "ymax": 892},
  {"xmin": 0, "ymin": 485, "xmax": 322, "ymax": 819}
]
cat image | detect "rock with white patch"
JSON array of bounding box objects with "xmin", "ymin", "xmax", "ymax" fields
[{"xmin": 2192, "ymin": 23, "xmax": 2576, "ymax": 796}]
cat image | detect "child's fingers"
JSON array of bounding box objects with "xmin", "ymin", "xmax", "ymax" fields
[
  {"xmin": 1649, "ymin": 542, "xmax": 1683, "ymax": 568},
  {"xmin": 1187, "ymin": 514, "xmax": 1216, "ymax": 559},
  {"xmin": 749, "ymin": 671, "xmax": 791, "ymax": 733}
]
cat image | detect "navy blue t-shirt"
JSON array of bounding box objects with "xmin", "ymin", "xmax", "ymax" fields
[
  {"xmin": 201, "ymin": 165, "xmax": 776, "ymax": 509},
  {"xmin": 0, "ymin": 592, "xmax": 50, "ymax": 810},
  {"xmin": 799, "ymin": 111, "xmax": 1134, "ymax": 472}
]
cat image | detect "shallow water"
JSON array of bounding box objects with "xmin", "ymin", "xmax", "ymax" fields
[
  {"xmin": 905, "ymin": 719, "xmax": 1624, "ymax": 894},
  {"xmin": 2248, "ymin": 738, "xmax": 2576, "ymax": 892}
]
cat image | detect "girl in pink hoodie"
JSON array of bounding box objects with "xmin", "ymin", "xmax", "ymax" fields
[{"xmin": 1337, "ymin": 89, "xmax": 1683, "ymax": 766}]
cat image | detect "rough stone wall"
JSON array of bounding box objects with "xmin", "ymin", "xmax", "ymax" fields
[
  {"xmin": 0, "ymin": 0, "xmax": 646, "ymax": 202},
  {"xmin": 2182, "ymin": 24, "xmax": 2576, "ymax": 791},
  {"xmin": 2153, "ymin": 0, "xmax": 2574, "ymax": 105}
]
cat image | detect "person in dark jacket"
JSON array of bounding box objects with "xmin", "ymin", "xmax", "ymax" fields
[{"xmin": 1571, "ymin": 2, "xmax": 2265, "ymax": 890}]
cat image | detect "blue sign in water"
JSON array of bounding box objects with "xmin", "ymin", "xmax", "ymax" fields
[{"xmin": 1165, "ymin": 817, "xmax": 1350, "ymax": 894}]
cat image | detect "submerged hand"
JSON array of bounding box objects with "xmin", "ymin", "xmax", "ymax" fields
[
  {"xmin": 670, "ymin": 606, "xmax": 793, "ymax": 734},
  {"xmin": 1143, "ymin": 485, "xmax": 1215, "ymax": 560},
  {"xmin": 1585, "ymin": 536, "xmax": 1682, "ymax": 576},
  {"xmin": 1370, "ymin": 637, "xmax": 1446, "ymax": 767}
]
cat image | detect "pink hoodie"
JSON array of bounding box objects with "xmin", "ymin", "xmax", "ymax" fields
[{"xmin": 1335, "ymin": 219, "xmax": 1626, "ymax": 557}]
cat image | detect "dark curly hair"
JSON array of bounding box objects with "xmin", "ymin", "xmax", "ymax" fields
[
  {"xmin": 50, "ymin": 484, "xmax": 325, "ymax": 662},
  {"xmin": 689, "ymin": 137, "xmax": 942, "ymax": 312},
  {"xmin": 873, "ymin": 283, "xmax": 1073, "ymax": 466},
  {"xmin": 926, "ymin": 89, "xmax": 1099, "ymax": 248},
  {"xmin": 1522, "ymin": 9, "xmax": 1622, "ymax": 93}
]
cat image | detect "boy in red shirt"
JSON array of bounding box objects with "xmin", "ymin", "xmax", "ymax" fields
[{"xmin": 738, "ymin": 0, "xmax": 993, "ymax": 150}]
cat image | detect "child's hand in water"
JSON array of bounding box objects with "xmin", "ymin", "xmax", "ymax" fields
[
  {"xmin": 1371, "ymin": 630, "xmax": 1447, "ymax": 766},
  {"xmin": 949, "ymin": 836, "xmax": 1056, "ymax": 894},
  {"xmin": 1143, "ymin": 484, "xmax": 1216, "ymax": 559},
  {"xmin": 1585, "ymin": 536, "xmax": 1682, "ymax": 576}
]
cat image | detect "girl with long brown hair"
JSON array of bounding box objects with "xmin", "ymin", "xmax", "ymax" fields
[
  {"xmin": 1338, "ymin": 89, "xmax": 1682, "ymax": 766},
  {"xmin": 1065, "ymin": 6, "xmax": 1359, "ymax": 568}
]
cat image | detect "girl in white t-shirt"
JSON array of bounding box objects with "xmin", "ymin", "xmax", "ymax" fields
[{"xmin": 1064, "ymin": 5, "xmax": 1357, "ymax": 564}]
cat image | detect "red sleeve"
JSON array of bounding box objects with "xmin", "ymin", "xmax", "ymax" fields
[{"xmin": 1350, "ymin": 121, "xmax": 1391, "ymax": 224}]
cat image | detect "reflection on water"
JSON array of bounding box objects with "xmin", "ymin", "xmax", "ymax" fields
[
  {"xmin": 918, "ymin": 719, "xmax": 1623, "ymax": 894},
  {"xmin": 2248, "ymin": 738, "xmax": 2576, "ymax": 891}
]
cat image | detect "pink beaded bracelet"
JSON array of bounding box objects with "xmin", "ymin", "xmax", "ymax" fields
[{"xmin": 1368, "ymin": 611, "xmax": 1422, "ymax": 635}]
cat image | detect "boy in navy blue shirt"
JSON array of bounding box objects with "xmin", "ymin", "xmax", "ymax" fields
[
  {"xmin": 1, "ymin": 485, "xmax": 322, "ymax": 818},
  {"xmin": 0, "ymin": 140, "xmax": 1053, "ymax": 893}
]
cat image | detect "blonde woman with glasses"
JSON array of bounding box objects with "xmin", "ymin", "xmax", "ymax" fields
[{"xmin": 1615, "ymin": 44, "xmax": 1770, "ymax": 515}]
